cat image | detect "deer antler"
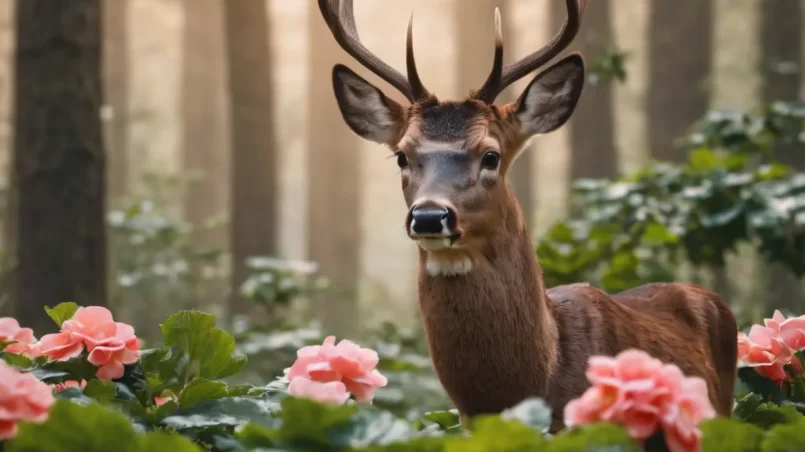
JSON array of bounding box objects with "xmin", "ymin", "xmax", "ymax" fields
[
  {"xmin": 318, "ymin": 0, "xmax": 429, "ymax": 103},
  {"xmin": 474, "ymin": 0, "xmax": 588, "ymax": 104}
]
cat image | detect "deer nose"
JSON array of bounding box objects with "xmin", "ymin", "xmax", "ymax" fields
[{"xmin": 410, "ymin": 206, "xmax": 452, "ymax": 235}]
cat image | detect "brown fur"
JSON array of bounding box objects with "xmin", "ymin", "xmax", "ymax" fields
[{"xmin": 417, "ymin": 184, "xmax": 738, "ymax": 430}]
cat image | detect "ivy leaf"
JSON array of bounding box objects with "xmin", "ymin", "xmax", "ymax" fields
[
  {"xmin": 6, "ymin": 399, "xmax": 139, "ymax": 452},
  {"xmin": 160, "ymin": 311, "xmax": 247, "ymax": 380},
  {"xmin": 700, "ymin": 418, "xmax": 764, "ymax": 452},
  {"xmin": 83, "ymin": 379, "xmax": 118, "ymax": 402},
  {"xmin": 138, "ymin": 431, "xmax": 203, "ymax": 452},
  {"xmin": 178, "ymin": 378, "xmax": 229, "ymax": 409},
  {"xmin": 44, "ymin": 302, "xmax": 80, "ymax": 327}
]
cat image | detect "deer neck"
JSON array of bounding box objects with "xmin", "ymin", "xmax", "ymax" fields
[{"xmin": 416, "ymin": 191, "xmax": 559, "ymax": 415}]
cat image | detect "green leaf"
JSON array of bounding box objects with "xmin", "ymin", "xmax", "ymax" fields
[
  {"xmin": 138, "ymin": 431, "xmax": 203, "ymax": 452},
  {"xmin": 700, "ymin": 418, "xmax": 764, "ymax": 452},
  {"xmin": 641, "ymin": 222, "xmax": 679, "ymax": 245},
  {"xmin": 161, "ymin": 395, "xmax": 281, "ymax": 431},
  {"xmin": 448, "ymin": 416, "xmax": 545, "ymax": 451},
  {"xmin": 44, "ymin": 302, "xmax": 80, "ymax": 327},
  {"xmin": 330, "ymin": 409, "xmax": 415, "ymax": 448},
  {"xmin": 500, "ymin": 397, "xmax": 552, "ymax": 432},
  {"xmin": 546, "ymin": 422, "xmax": 639, "ymax": 452},
  {"xmin": 423, "ymin": 410, "xmax": 460, "ymax": 430},
  {"xmin": 7, "ymin": 399, "xmax": 139, "ymax": 452},
  {"xmin": 761, "ymin": 419, "xmax": 805, "ymax": 452},
  {"xmin": 734, "ymin": 393, "xmax": 803, "ymax": 429},
  {"xmin": 272, "ymin": 396, "xmax": 357, "ymax": 445},
  {"xmin": 178, "ymin": 378, "xmax": 229, "ymax": 409},
  {"xmin": 160, "ymin": 311, "xmax": 247, "ymax": 380},
  {"xmin": 83, "ymin": 379, "xmax": 118, "ymax": 402}
]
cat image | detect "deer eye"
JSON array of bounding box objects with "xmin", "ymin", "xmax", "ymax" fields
[
  {"xmin": 481, "ymin": 151, "xmax": 500, "ymax": 170},
  {"xmin": 396, "ymin": 152, "xmax": 408, "ymax": 169}
]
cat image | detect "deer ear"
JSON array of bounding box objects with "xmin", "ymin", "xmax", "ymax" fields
[
  {"xmin": 332, "ymin": 64, "xmax": 406, "ymax": 147},
  {"xmin": 513, "ymin": 53, "xmax": 585, "ymax": 138}
]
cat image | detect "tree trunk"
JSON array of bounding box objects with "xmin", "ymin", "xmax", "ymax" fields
[
  {"xmin": 102, "ymin": 0, "xmax": 129, "ymax": 201},
  {"xmin": 14, "ymin": 0, "xmax": 107, "ymax": 333},
  {"xmin": 455, "ymin": 1, "xmax": 534, "ymax": 229},
  {"xmin": 223, "ymin": 0, "xmax": 277, "ymax": 317},
  {"xmin": 182, "ymin": 0, "xmax": 229, "ymax": 248},
  {"xmin": 559, "ymin": 0, "xmax": 618, "ymax": 181},
  {"xmin": 307, "ymin": 6, "xmax": 361, "ymax": 337},
  {"xmin": 760, "ymin": 0, "xmax": 803, "ymax": 313},
  {"xmin": 646, "ymin": 0, "xmax": 713, "ymax": 162}
]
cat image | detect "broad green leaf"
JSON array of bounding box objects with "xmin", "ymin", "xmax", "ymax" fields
[
  {"xmin": 161, "ymin": 395, "xmax": 281, "ymax": 431},
  {"xmin": 546, "ymin": 422, "xmax": 639, "ymax": 452},
  {"xmin": 178, "ymin": 378, "xmax": 229, "ymax": 409},
  {"xmin": 44, "ymin": 302, "xmax": 80, "ymax": 327},
  {"xmin": 160, "ymin": 311, "xmax": 247, "ymax": 380},
  {"xmin": 83, "ymin": 379, "xmax": 118, "ymax": 402},
  {"xmin": 500, "ymin": 397, "xmax": 552, "ymax": 432},
  {"xmin": 272, "ymin": 396, "xmax": 357, "ymax": 445},
  {"xmin": 138, "ymin": 431, "xmax": 203, "ymax": 452},
  {"xmin": 7, "ymin": 399, "xmax": 139, "ymax": 452},
  {"xmin": 700, "ymin": 418, "xmax": 763, "ymax": 452},
  {"xmin": 761, "ymin": 419, "xmax": 805, "ymax": 452},
  {"xmin": 423, "ymin": 410, "xmax": 460, "ymax": 430},
  {"xmin": 447, "ymin": 416, "xmax": 545, "ymax": 451},
  {"xmin": 2, "ymin": 352, "xmax": 36, "ymax": 369},
  {"xmin": 330, "ymin": 409, "xmax": 415, "ymax": 448}
]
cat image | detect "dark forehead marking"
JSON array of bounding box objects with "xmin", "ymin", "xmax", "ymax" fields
[{"xmin": 418, "ymin": 100, "xmax": 485, "ymax": 141}]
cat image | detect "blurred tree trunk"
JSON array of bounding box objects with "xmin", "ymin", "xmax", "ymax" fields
[
  {"xmin": 307, "ymin": 7, "xmax": 360, "ymax": 337},
  {"xmin": 557, "ymin": 0, "xmax": 617, "ymax": 182},
  {"xmin": 102, "ymin": 0, "xmax": 128, "ymax": 201},
  {"xmin": 223, "ymin": 0, "xmax": 277, "ymax": 317},
  {"xmin": 456, "ymin": 1, "xmax": 534, "ymax": 229},
  {"xmin": 760, "ymin": 0, "xmax": 803, "ymax": 313},
  {"xmin": 14, "ymin": 0, "xmax": 107, "ymax": 333},
  {"xmin": 646, "ymin": 0, "xmax": 712, "ymax": 162},
  {"xmin": 181, "ymin": 0, "xmax": 229, "ymax": 247}
]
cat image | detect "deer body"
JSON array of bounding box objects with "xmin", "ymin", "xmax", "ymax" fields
[{"xmin": 317, "ymin": 0, "xmax": 738, "ymax": 427}]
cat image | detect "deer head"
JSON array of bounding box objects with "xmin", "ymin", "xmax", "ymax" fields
[{"xmin": 320, "ymin": 0, "xmax": 587, "ymax": 277}]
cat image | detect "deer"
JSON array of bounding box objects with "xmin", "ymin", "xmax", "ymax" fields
[{"xmin": 317, "ymin": 0, "xmax": 738, "ymax": 431}]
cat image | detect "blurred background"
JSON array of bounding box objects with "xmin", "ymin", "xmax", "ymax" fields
[{"xmin": 1, "ymin": 0, "xmax": 804, "ymax": 419}]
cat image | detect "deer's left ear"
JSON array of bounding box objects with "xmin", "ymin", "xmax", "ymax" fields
[{"xmin": 513, "ymin": 53, "xmax": 585, "ymax": 138}]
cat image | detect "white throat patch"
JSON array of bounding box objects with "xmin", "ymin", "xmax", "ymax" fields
[{"xmin": 425, "ymin": 255, "xmax": 473, "ymax": 277}]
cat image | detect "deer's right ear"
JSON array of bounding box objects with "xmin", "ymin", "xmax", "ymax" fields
[{"xmin": 332, "ymin": 64, "xmax": 406, "ymax": 147}]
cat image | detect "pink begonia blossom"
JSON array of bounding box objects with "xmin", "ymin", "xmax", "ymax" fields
[
  {"xmin": 31, "ymin": 306, "xmax": 141, "ymax": 380},
  {"xmin": 52, "ymin": 380, "xmax": 87, "ymax": 393},
  {"xmin": 0, "ymin": 318, "xmax": 37, "ymax": 356},
  {"xmin": 287, "ymin": 336, "xmax": 387, "ymax": 403},
  {"xmin": 737, "ymin": 310, "xmax": 805, "ymax": 384},
  {"xmin": 0, "ymin": 361, "xmax": 55, "ymax": 440},
  {"xmin": 288, "ymin": 377, "xmax": 350, "ymax": 404},
  {"xmin": 564, "ymin": 349, "xmax": 715, "ymax": 452}
]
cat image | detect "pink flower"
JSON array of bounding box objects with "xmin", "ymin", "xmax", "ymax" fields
[
  {"xmin": 287, "ymin": 336, "xmax": 388, "ymax": 403},
  {"xmin": 764, "ymin": 310, "xmax": 805, "ymax": 351},
  {"xmin": 30, "ymin": 306, "xmax": 141, "ymax": 380},
  {"xmin": 0, "ymin": 318, "xmax": 37, "ymax": 356},
  {"xmin": 662, "ymin": 377, "xmax": 716, "ymax": 452},
  {"xmin": 288, "ymin": 376, "xmax": 350, "ymax": 404},
  {"xmin": 52, "ymin": 380, "xmax": 87, "ymax": 393},
  {"xmin": 30, "ymin": 332, "xmax": 84, "ymax": 362},
  {"xmin": 154, "ymin": 396, "xmax": 173, "ymax": 407},
  {"xmin": 60, "ymin": 307, "xmax": 140, "ymax": 380},
  {"xmin": 0, "ymin": 361, "xmax": 55, "ymax": 440},
  {"xmin": 737, "ymin": 321, "xmax": 801, "ymax": 384},
  {"xmin": 564, "ymin": 349, "xmax": 715, "ymax": 452}
]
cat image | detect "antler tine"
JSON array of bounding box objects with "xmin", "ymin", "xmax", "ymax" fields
[
  {"xmin": 406, "ymin": 14, "xmax": 430, "ymax": 101},
  {"xmin": 317, "ymin": 0, "xmax": 429, "ymax": 103},
  {"xmin": 474, "ymin": 0, "xmax": 586, "ymax": 103},
  {"xmin": 474, "ymin": 8, "xmax": 504, "ymax": 104}
]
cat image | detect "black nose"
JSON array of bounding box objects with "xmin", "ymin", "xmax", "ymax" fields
[{"xmin": 411, "ymin": 207, "xmax": 450, "ymax": 234}]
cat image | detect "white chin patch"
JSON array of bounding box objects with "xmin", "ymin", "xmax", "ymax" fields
[{"xmin": 425, "ymin": 255, "xmax": 473, "ymax": 277}]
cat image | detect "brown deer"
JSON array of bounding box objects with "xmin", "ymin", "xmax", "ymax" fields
[{"xmin": 317, "ymin": 0, "xmax": 738, "ymax": 430}]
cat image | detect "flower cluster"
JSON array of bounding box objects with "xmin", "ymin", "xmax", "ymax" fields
[
  {"xmin": 0, "ymin": 361, "xmax": 55, "ymax": 440},
  {"xmin": 564, "ymin": 349, "xmax": 715, "ymax": 452},
  {"xmin": 737, "ymin": 310, "xmax": 805, "ymax": 384},
  {"xmin": 0, "ymin": 318, "xmax": 37, "ymax": 356},
  {"xmin": 31, "ymin": 306, "xmax": 141, "ymax": 380},
  {"xmin": 286, "ymin": 336, "xmax": 388, "ymax": 404}
]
